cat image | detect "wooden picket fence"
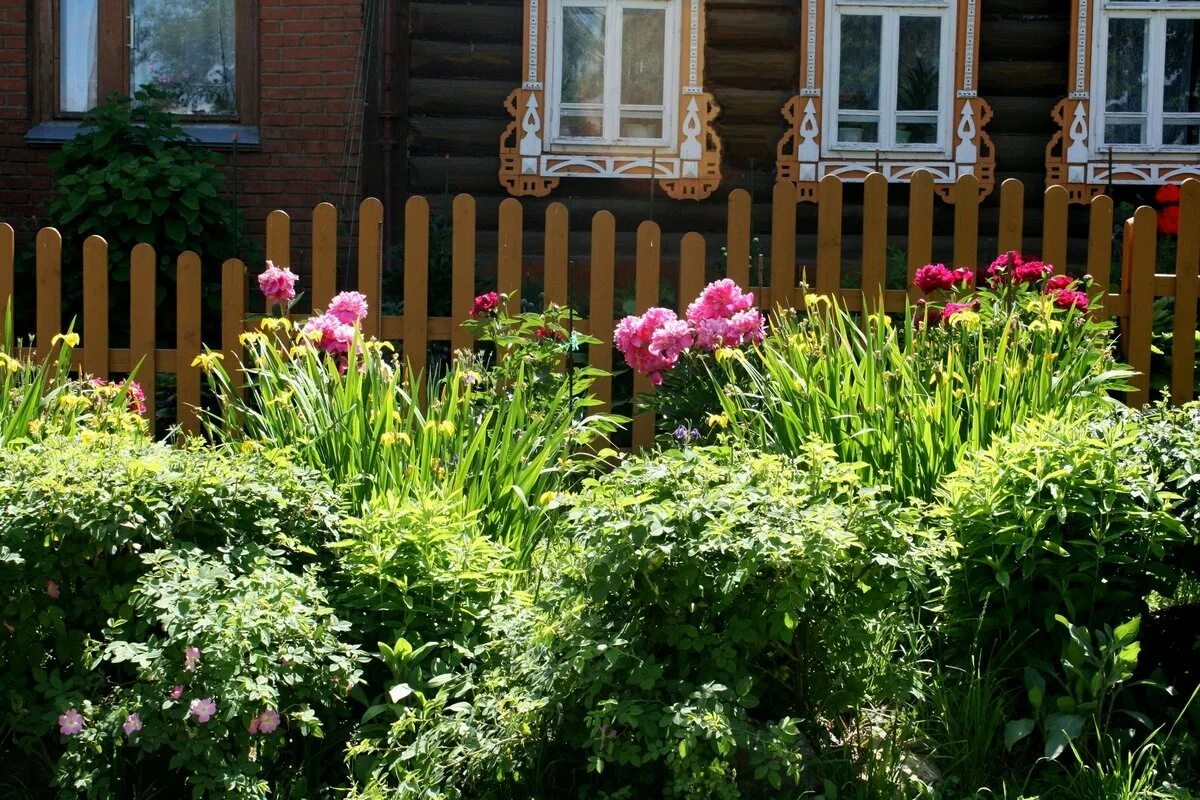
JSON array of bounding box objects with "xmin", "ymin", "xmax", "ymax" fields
[{"xmin": 0, "ymin": 172, "xmax": 1197, "ymax": 447}]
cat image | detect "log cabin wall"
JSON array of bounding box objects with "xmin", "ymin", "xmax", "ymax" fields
[{"xmin": 396, "ymin": 0, "xmax": 1079, "ymax": 287}]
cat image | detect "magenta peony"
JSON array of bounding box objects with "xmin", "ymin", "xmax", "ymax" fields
[
  {"xmin": 327, "ymin": 291, "xmax": 369, "ymax": 325},
  {"xmin": 257, "ymin": 262, "xmax": 299, "ymax": 306}
]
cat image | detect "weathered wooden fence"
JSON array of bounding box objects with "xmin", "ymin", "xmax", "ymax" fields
[{"xmin": 0, "ymin": 172, "xmax": 1197, "ymax": 447}]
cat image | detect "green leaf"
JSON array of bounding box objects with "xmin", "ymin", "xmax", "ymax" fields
[{"xmin": 1004, "ymin": 718, "xmax": 1034, "ymax": 750}]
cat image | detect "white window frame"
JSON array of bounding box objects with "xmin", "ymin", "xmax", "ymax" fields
[
  {"xmin": 546, "ymin": 0, "xmax": 680, "ymax": 151},
  {"xmin": 823, "ymin": 0, "xmax": 955, "ymax": 157},
  {"xmin": 1094, "ymin": 0, "xmax": 1200, "ymax": 154}
]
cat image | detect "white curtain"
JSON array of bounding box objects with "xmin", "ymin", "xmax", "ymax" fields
[{"xmin": 60, "ymin": 0, "xmax": 98, "ymax": 113}]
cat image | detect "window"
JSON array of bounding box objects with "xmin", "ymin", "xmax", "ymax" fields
[
  {"xmin": 499, "ymin": 0, "xmax": 721, "ymax": 199},
  {"xmin": 1047, "ymin": 0, "xmax": 1200, "ymax": 201},
  {"xmin": 826, "ymin": 3, "xmax": 952, "ymax": 152},
  {"xmin": 35, "ymin": 0, "xmax": 257, "ymax": 127},
  {"xmin": 776, "ymin": 0, "xmax": 994, "ymax": 203}
]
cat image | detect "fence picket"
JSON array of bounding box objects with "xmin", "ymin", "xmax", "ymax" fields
[
  {"xmin": 222, "ymin": 259, "xmax": 246, "ymax": 399},
  {"xmin": 816, "ymin": 175, "xmax": 843, "ymax": 298},
  {"xmin": 545, "ymin": 203, "xmax": 569, "ymax": 308},
  {"xmin": 1087, "ymin": 195, "xmax": 1114, "ymax": 320},
  {"xmin": 680, "ymin": 233, "xmax": 705, "ymax": 311},
  {"xmin": 358, "ymin": 198, "xmax": 384, "ymax": 338},
  {"xmin": 770, "ymin": 181, "xmax": 796, "ymax": 308},
  {"xmin": 451, "ymin": 194, "xmax": 477, "ymax": 355},
  {"xmin": 36, "ymin": 228, "xmax": 62, "ymax": 360},
  {"xmin": 1172, "ymin": 180, "xmax": 1200, "ymax": 404},
  {"xmin": 726, "ymin": 188, "xmax": 751, "ymax": 287},
  {"xmin": 1043, "ymin": 185, "xmax": 1069, "ymax": 274},
  {"xmin": 403, "ymin": 196, "xmax": 430, "ymax": 378},
  {"xmin": 997, "ymin": 178, "xmax": 1024, "ymax": 255},
  {"xmin": 265, "ymin": 210, "xmax": 290, "ymax": 313},
  {"xmin": 907, "ymin": 171, "xmax": 934, "ymax": 300},
  {"xmin": 589, "ymin": 211, "xmax": 616, "ymax": 413},
  {"xmin": 311, "ymin": 203, "xmax": 337, "ymax": 311},
  {"xmin": 498, "ymin": 198, "xmax": 523, "ymax": 314},
  {"xmin": 633, "ymin": 221, "xmax": 661, "ymax": 450},
  {"xmin": 862, "ymin": 172, "xmax": 887, "ymax": 308},
  {"xmin": 0, "ymin": 222, "xmax": 12, "ymax": 312},
  {"xmin": 1124, "ymin": 207, "xmax": 1158, "ymax": 407},
  {"xmin": 82, "ymin": 236, "xmax": 108, "ymax": 379},
  {"xmin": 176, "ymin": 251, "xmax": 202, "ymax": 435},
  {"xmin": 130, "ymin": 243, "xmax": 157, "ymax": 426},
  {"xmin": 952, "ymin": 174, "xmax": 979, "ymax": 268}
]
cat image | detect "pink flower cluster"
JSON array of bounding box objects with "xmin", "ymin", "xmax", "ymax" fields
[
  {"xmin": 614, "ymin": 280, "xmax": 764, "ymax": 385},
  {"xmin": 913, "ymin": 264, "xmax": 975, "ymax": 294},
  {"xmin": 1045, "ymin": 274, "xmax": 1089, "ymax": 311},
  {"xmin": 302, "ymin": 291, "xmax": 370, "ymax": 356},
  {"xmin": 89, "ymin": 378, "xmax": 148, "ymax": 417},
  {"xmin": 258, "ymin": 262, "xmax": 299, "ymax": 307},
  {"xmin": 987, "ymin": 251, "xmax": 1053, "ymax": 286},
  {"xmin": 247, "ymin": 708, "xmax": 281, "ymax": 735}
]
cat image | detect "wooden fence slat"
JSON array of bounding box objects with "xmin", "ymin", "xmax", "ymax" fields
[
  {"xmin": 997, "ymin": 178, "xmax": 1024, "ymax": 255},
  {"xmin": 770, "ymin": 181, "xmax": 797, "ymax": 309},
  {"xmin": 82, "ymin": 236, "xmax": 108, "ymax": 380},
  {"xmin": 907, "ymin": 171, "xmax": 935, "ymax": 301},
  {"xmin": 265, "ymin": 210, "xmax": 291, "ymax": 313},
  {"xmin": 1125, "ymin": 207, "xmax": 1158, "ymax": 408},
  {"xmin": 861, "ymin": 172, "xmax": 887, "ymax": 309},
  {"xmin": 222, "ymin": 259, "xmax": 246, "ymax": 400},
  {"xmin": 680, "ymin": 233, "xmax": 705, "ymax": 312},
  {"xmin": 130, "ymin": 243, "xmax": 157, "ymax": 428},
  {"xmin": 588, "ymin": 211, "xmax": 616, "ymax": 413},
  {"xmin": 176, "ymin": 251, "xmax": 202, "ymax": 435},
  {"xmin": 36, "ymin": 228, "xmax": 62, "ymax": 360},
  {"xmin": 1087, "ymin": 194, "xmax": 1114, "ymax": 321},
  {"xmin": 0, "ymin": 222, "xmax": 13, "ymax": 314},
  {"xmin": 1172, "ymin": 180, "xmax": 1200, "ymax": 404},
  {"xmin": 816, "ymin": 174, "xmax": 843, "ymax": 297},
  {"xmin": 633, "ymin": 221, "xmax": 661, "ymax": 450},
  {"xmin": 726, "ymin": 188, "xmax": 751, "ymax": 287},
  {"xmin": 952, "ymin": 174, "xmax": 980, "ymax": 269},
  {"xmin": 544, "ymin": 202, "xmax": 569, "ymax": 308},
  {"xmin": 1043, "ymin": 184, "xmax": 1070, "ymax": 274},
  {"xmin": 358, "ymin": 198, "xmax": 384, "ymax": 338},
  {"xmin": 451, "ymin": 194, "xmax": 476, "ymax": 355},
  {"xmin": 311, "ymin": 203, "xmax": 337, "ymax": 311},
  {"xmin": 498, "ymin": 198, "xmax": 523, "ymax": 315},
  {"xmin": 403, "ymin": 196, "xmax": 431, "ymax": 378}
]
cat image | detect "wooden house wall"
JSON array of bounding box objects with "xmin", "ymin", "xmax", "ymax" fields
[{"xmin": 394, "ymin": 0, "xmax": 1082, "ymax": 280}]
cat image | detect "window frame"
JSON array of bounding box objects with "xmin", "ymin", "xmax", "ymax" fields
[
  {"xmin": 1094, "ymin": 1, "xmax": 1200, "ymax": 154},
  {"xmin": 823, "ymin": 0, "xmax": 955, "ymax": 157},
  {"xmin": 545, "ymin": 0, "xmax": 681, "ymax": 151},
  {"xmin": 32, "ymin": 0, "xmax": 258, "ymax": 128}
]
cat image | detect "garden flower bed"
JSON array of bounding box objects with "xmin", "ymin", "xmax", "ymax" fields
[{"xmin": 1, "ymin": 257, "xmax": 1199, "ymax": 800}]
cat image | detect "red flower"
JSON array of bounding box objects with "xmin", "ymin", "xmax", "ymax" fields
[
  {"xmin": 470, "ymin": 292, "xmax": 500, "ymax": 318},
  {"xmin": 913, "ymin": 264, "xmax": 956, "ymax": 294},
  {"xmin": 1156, "ymin": 184, "xmax": 1182, "ymax": 205},
  {"xmin": 1044, "ymin": 275, "xmax": 1074, "ymax": 294},
  {"xmin": 1053, "ymin": 290, "xmax": 1090, "ymax": 311},
  {"xmin": 534, "ymin": 326, "xmax": 564, "ymax": 340},
  {"xmin": 1158, "ymin": 205, "xmax": 1181, "ymax": 236}
]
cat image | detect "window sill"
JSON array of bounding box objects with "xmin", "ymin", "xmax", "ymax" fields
[{"xmin": 24, "ymin": 121, "xmax": 261, "ymax": 150}]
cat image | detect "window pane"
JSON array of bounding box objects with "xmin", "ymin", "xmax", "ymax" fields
[
  {"xmin": 897, "ymin": 16, "xmax": 941, "ymax": 112},
  {"xmin": 838, "ymin": 15, "xmax": 882, "ymax": 112},
  {"xmin": 838, "ymin": 117, "xmax": 878, "ymax": 143},
  {"xmin": 1104, "ymin": 121, "xmax": 1146, "ymax": 144},
  {"xmin": 60, "ymin": 0, "xmax": 98, "ymax": 113},
  {"xmin": 1164, "ymin": 19, "xmax": 1200, "ymax": 115},
  {"xmin": 1106, "ymin": 18, "xmax": 1149, "ymax": 114},
  {"xmin": 897, "ymin": 120, "xmax": 938, "ymax": 144},
  {"xmin": 131, "ymin": 0, "xmax": 236, "ymax": 116},
  {"xmin": 1164, "ymin": 122, "xmax": 1200, "ymax": 146},
  {"xmin": 619, "ymin": 112, "xmax": 663, "ymax": 139},
  {"xmin": 561, "ymin": 7, "xmax": 607, "ymax": 105},
  {"xmin": 621, "ymin": 8, "xmax": 665, "ymax": 106},
  {"xmin": 560, "ymin": 109, "xmax": 604, "ymax": 138}
]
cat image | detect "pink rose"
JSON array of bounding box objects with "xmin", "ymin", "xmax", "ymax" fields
[
  {"xmin": 189, "ymin": 697, "xmax": 217, "ymax": 724},
  {"xmin": 184, "ymin": 646, "xmax": 200, "ymax": 672},
  {"xmin": 58, "ymin": 708, "xmax": 84, "ymax": 736},
  {"xmin": 122, "ymin": 713, "xmax": 142, "ymax": 737},
  {"xmin": 169, "ymin": 685, "xmax": 185, "ymax": 700},
  {"xmin": 257, "ymin": 262, "xmax": 299, "ymax": 307}
]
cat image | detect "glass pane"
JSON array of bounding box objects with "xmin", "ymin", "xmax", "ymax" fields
[
  {"xmin": 1163, "ymin": 122, "xmax": 1200, "ymax": 146},
  {"xmin": 621, "ymin": 8, "xmax": 666, "ymax": 106},
  {"xmin": 60, "ymin": 0, "xmax": 98, "ymax": 113},
  {"xmin": 838, "ymin": 117, "xmax": 879, "ymax": 144},
  {"xmin": 560, "ymin": 109, "xmax": 604, "ymax": 138},
  {"xmin": 1164, "ymin": 19, "xmax": 1200, "ymax": 115},
  {"xmin": 897, "ymin": 16, "xmax": 941, "ymax": 112},
  {"xmin": 896, "ymin": 121, "xmax": 938, "ymax": 144},
  {"xmin": 838, "ymin": 15, "xmax": 882, "ymax": 111},
  {"xmin": 131, "ymin": 0, "xmax": 237, "ymax": 116},
  {"xmin": 1104, "ymin": 121, "xmax": 1146, "ymax": 144},
  {"xmin": 619, "ymin": 113, "xmax": 663, "ymax": 139},
  {"xmin": 561, "ymin": 6, "xmax": 607, "ymax": 105},
  {"xmin": 1106, "ymin": 18, "xmax": 1148, "ymax": 114}
]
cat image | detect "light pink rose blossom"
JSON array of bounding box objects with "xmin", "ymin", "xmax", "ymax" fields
[
  {"xmin": 169, "ymin": 685, "xmax": 185, "ymax": 700},
  {"xmin": 122, "ymin": 713, "xmax": 142, "ymax": 737},
  {"xmin": 46, "ymin": 581, "xmax": 60, "ymax": 599},
  {"xmin": 58, "ymin": 708, "xmax": 84, "ymax": 735},
  {"xmin": 184, "ymin": 646, "xmax": 200, "ymax": 672},
  {"xmin": 189, "ymin": 697, "xmax": 217, "ymax": 724}
]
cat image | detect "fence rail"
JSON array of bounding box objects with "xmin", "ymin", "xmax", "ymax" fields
[{"xmin": 1, "ymin": 172, "xmax": 1198, "ymax": 445}]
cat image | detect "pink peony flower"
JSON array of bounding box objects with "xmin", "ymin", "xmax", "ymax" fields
[
  {"xmin": 1053, "ymin": 290, "xmax": 1090, "ymax": 311},
  {"xmin": 614, "ymin": 307, "xmax": 680, "ymax": 385},
  {"xmin": 1045, "ymin": 275, "xmax": 1074, "ymax": 294},
  {"xmin": 913, "ymin": 264, "xmax": 957, "ymax": 294},
  {"xmin": 989, "ymin": 251, "xmax": 1052, "ymax": 285},
  {"xmin": 257, "ymin": 262, "xmax": 299, "ymax": 307},
  {"xmin": 693, "ymin": 309, "xmax": 766, "ymax": 351},
  {"xmin": 470, "ymin": 292, "xmax": 500, "ymax": 318},
  {"xmin": 1013, "ymin": 260, "xmax": 1052, "ymax": 284},
  {"xmin": 685, "ymin": 279, "xmax": 756, "ymax": 324},
  {"xmin": 123, "ymin": 380, "xmax": 147, "ymax": 417},
  {"xmin": 46, "ymin": 581, "xmax": 60, "ymax": 599},
  {"xmin": 256, "ymin": 708, "xmax": 281, "ymax": 734},
  {"xmin": 941, "ymin": 301, "xmax": 979, "ymax": 323},
  {"xmin": 648, "ymin": 319, "xmax": 695, "ymax": 362},
  {"xmin": 189, "ymin": 697, "xmax": 217, "ymax": 724},
  {"xmin": 58, "ymin": 708, "xmax": 84, "ymax": 736},
  {"xmin": 122, "ymin": 713, "xmax": 142, "ymax": 737},
  {"xmin": 169, "ymin": 685, "xmax": 185, "ymax": 700},
  {"xmin": 184, "ymin": 646, "xmax": 200, "ymax": 672},
  {"xmin": 327, "ymin": 291, "xmax": 369, "ymax": 325},
  {"xmin": 302, "ymin": 313, "xmax": 358, "ymax": 356}
]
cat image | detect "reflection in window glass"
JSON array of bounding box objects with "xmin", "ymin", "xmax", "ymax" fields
[
  {"xmin": 1105, "ymin": 121, "xmax": 1147, "ymax": 144},
  {"xmin": 619, "ymin": 8, "xmax": 666, "ymax": 139},
  {"xmin": 1106, "ymin": 18, "xmax": 1148, "ymax": 114},
  {"xmin": 561, "ymin": 7, "xmax": 606, "ymax": 106},
  {"xmin": 1164, "ymin": 19, "xmax": 1200, "ymax": 114},
  {"xmin": 60, "ymin": 0, "xmax": 98, "ymax": 113},
  {"xmin": 896, "ymin": 15, "xmax": 940, "ymax": 144},
  {"xmin": 838, "ymin": 15, "xmax": 881, "ymax": 111},
  {"xmin": 131, "ymin": 0, "xmax": 236, "ymax": 116}
]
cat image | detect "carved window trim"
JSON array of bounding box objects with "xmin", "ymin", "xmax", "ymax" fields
[
  {"xmin": 775, "ymin": 0, "xmax": 995, "ymax": 203},
  {"xmin": 1047, "ymin": 0, "xmax": 1200, "ymax": 204},
  {"xmin": 499, "ymin": 0, "xmax": 722, "ymax": 200}
]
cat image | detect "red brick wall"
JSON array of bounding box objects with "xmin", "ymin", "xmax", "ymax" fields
[{"xmin": 0, "ymin": 0, "xmax": 368, "ymax": 276}]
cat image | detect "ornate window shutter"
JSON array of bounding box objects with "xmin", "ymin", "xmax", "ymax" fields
[
  {"xmin": 499, "ymin": 0, "xmax": 722, "ymax": 200},
  {"xmin": 775, "ymin": 0, "xmax": 995, "ymax": 204}
]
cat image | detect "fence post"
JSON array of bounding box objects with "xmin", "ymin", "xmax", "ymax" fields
[
  {"xmin": 632, "ymin": 220, "xmax": 661, "ymax": 450},
  {"xmin": 545, "ymin": 203, "xmax": 569, "ymax": 308},
  {"xmin": 312, "ymin": 202, "xmax": 338, "ymax": 312},
  {"xmin": 451, "ymin": 194, "xmax": 476, "ymax": 355},
  {"xmin": 0, "ymin": 222, "xmax": 13, "ymax": 313},
  {"xmin": 82, "ymin": 236, "xmax": 109, "ymax": 379},
  {"xmin": 130, "ymin": 243, "xmax": 157, "ymax": 428},
  {"xmin": 1172, "ymin": 180, "xmax": 1200, "ymax": 404},
  {"xmin": 265, "ymin": 210, "xmax": 291, "ymax": 314},
  {"xmin": 498, "ymin": 198, "xmax": 523, "ymax": 315},
  {"xmin": 588, "ymin": 211, "xmax": 616, "ymax": 413},
  {"xmin": 726, "ymin": 188, "xmax": 751, "ymax": 288},
  {"xmin": 952, "ymin": 174, "xmax": 980, "ymax": 269},
  {"xmin": 176, "ymin": 251, "xmax": 203, "ymax": 435},
  {"xmin": 403, "ymin": 196, "xmax": 430, "ymax": 379},
  {"xmin": 769, "ymin": 181, "xmax": 796, "ymax": 308},
  {"xmin": 222, "ymin": 259, "xmax": 246, "ymax": 400},
  {"xmin": 997, "ymin": 178, "xmax": 1024, "ymax": 255},
  {"xmin": 1043, "ymin": 185, "xmax": 1069, "ymax": 274},
  {"xmin": 907, "ymin": 171, "xmax": 935, "ymax": 301},
  {"xmin": 680, "ymin": 233, "xmax": 705, "ymax": 311},
  {"xmin": 816, "ymin": 175, "xmax": 843, "ymax": 299},
  {"xmin": 1123, "ymin": 207, "xmax": 1157, "ymax": 408},
  {"xmin": 861, "ymin": 172, "xmax": 887, "ymax": 309},
  {"xmin": 36, "ymin": 228, "xmax": 62, "ymax": 360},
  {"xmin": 1087, "ymin": 194, "xmax": 1114, "ymax": 321},
  {"xmin": 358, "ymin": 198, "xmax": 384, "ymax": 339}
]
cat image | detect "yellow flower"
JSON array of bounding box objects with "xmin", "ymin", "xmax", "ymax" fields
[
  {"xmin": 28, "ymin": 419, "xmax": 42, "ymax": 434},
  {"xmin": 265, "ymin": 390, "xmax": 293, "ymax": 407},
  {"xmin": 57, "ymin": 394, "xmax": 90, "ymax": 411},
  {"xmin": 239, "ymin": 331, "xmax": 267, "ymax": 347},
  {"xmin": 714, "ymin": 347, "xmax": 740, "ymax": 364},
  {"xmin": 52, "ymin": 332, "xmax": 80, "ymax": 349},
  {"xmin": 706, "ymin": 412, "xmax": 729, "ymax": 429},
  {"xmin": 803, "ymin": 293, "xmax": 833, "ymax": 312},
  {"xmin": 0, "ymin": 353, "xmax": 20, "ymax": 374},
  {"xmin": 79, "ymin": 430, "xmax": 97, "ymax": 445},
  {"xmin": 947, "ymin": 310, "xmax": 981, "ymax": 331},
  {"xmin": 380, "ymin": 431, "xmax": 411, "ymax": 447},
  {"xmin": 438, "ymin": 420, "xmax": 456, "ymax": 437},
  {"xmin": 259, "ymin": 317, "xmax": 293, "ymax": 332},
  {"xmin": 191, "ymin": 352, "xmax": 224, "ymax": 371},
  {"xmin": 538, "ymin": 491, "xmax": 558, "ymax": 507},
  {"xmin": 289, "ymin": 345, "xmax": 313, "ymax": 359}
]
